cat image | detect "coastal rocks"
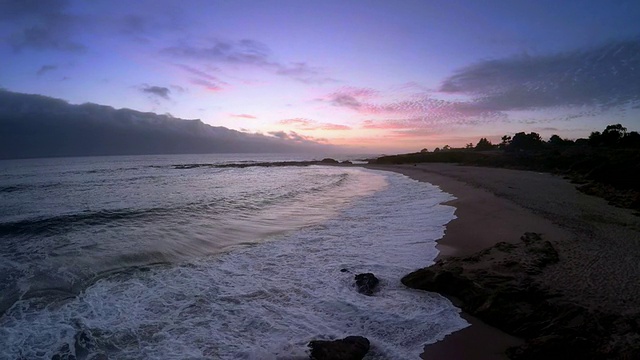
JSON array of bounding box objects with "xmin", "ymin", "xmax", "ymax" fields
[
  {"xmin": 308, "ymin": 336, "xmax": 370, "ymax": 360},
  {"xmin": 354, "ymin": 273, "xmax": 379, "ymax": 296},
  {"xmin": 401, "ymin": 232, "xmax": 640, "ymax": 359}
]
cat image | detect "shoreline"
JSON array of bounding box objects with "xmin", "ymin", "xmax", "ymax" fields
[
  {"xmin": 366, "ymin": 164, "xmax": 540, "ymax": 359},
  {"xmin": 365, "ymin": 163, "xmax": 640, "ymax": 358}
]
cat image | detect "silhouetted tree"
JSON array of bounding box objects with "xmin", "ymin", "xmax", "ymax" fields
[
  {"xmin": 588, "ymin": 131, "xmax": 602, "ymax": 146},
  {"xmin": 507, "ymin": 132, "xmax": 544, "ymax": 151},
  {"xmin": 602, "ymin": 124, "xmax": 627, "ymax": 146},
  {"xmin": 466, "ymin": 143, "xmax": 474, "ymax": 149},
  {"xmin": 499, "ymin": 135, "xmax": 511, "ymax": 150},
  {"xmin": 590, "ymin": 124, "xmax": 629, "ymax": 147},
  {"xmin": 548, "ymin": 135, "xmax": 573, "ymax": 147},
  {"xmin": 475, "ymin": 137, "xmax": 494, "ymax": 151},
  {"xmin": 420, "ymin": 148, "xmax": 429, "ymax": 153},
  {"xmin": 621, "ymin": 131, "xmax": 640, "ymax": 148}
]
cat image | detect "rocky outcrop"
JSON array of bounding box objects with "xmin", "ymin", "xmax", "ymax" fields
[
  {"xmin": 308, "ymin": 336, "xmax": 370, "ymax": 360},
  {"xmin": 354, "ymin": 273, "xmax": 379, "ymax": 296},
  {"xmin": 402, "ymin": 232, "xmax": 640, "ymax": 359}
]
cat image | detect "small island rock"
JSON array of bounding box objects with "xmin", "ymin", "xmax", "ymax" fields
[
  {"xmin": 354, "ymin": 273, "xmax": 379, "ymax": 296},
  {"xmin": 308, "ymin": 336, "xmax": 370, "ymax": 360}
]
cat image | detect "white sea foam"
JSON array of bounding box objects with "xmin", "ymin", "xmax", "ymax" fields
[{"xmin": 0, "ymin": 169, "xmax": 468, "ymax": 359}]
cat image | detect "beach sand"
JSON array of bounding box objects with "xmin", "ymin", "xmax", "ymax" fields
[{"xmin": 366, "ymin": 163, "xmax": 640, "ymax": 359}]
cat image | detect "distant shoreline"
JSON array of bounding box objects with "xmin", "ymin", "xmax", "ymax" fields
[{"xmin": 365, "ymin": 163, "xmax": 640, "ymax": 358}]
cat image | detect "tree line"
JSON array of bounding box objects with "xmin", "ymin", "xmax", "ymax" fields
[{"xmin": 422, "ymin": 124, "xmax": 640, "ymax": 153}]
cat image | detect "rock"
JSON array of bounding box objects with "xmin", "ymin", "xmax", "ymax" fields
[
  {"xmin": 340, "ymin": 160, "xmax": 353, "ymax": 165},
  {"xmin": 51, "ymin": 329, "xmax": 97, "ymax": 360},
  {"xmin": 354, "ymin": 273, "xmax": 379, "ymax": 295},
  {"xmin": 401, "ymin": 232, "xmax": 640, "ymax": 359},
  {"xmin": 319, "ymin": 158, "xmax": 339, "ymax": 164},
  {"xmin": 74, "ymin": 329, "xmax": 96, "ymax": 359},
  {"xmin": 308, "ymin": 336, "xmax": 370, "ymax": 360},
  {"xmin": 340, "ymin": 268, "xmax": 349, "ymax": 273},
  {"xmin": 51, "ymin": 344, "xmax": 76, "ymax": 360}
]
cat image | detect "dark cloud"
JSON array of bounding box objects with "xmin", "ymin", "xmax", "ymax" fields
[
  {"xmin": 440, "ymin": 38, "xmax": 640, "ymax": 111},
  {"xmin": 0, "ymin": 0, "xmax": 65, "ymax": 20},
  {"xmin": 324, "ymin": 87, "xmax": 379, "ymax": 109},
  {"xmin": 163, "ymin": 39, "xmax": 334, "ymax": 83},
  {"xmin": 36, "ymin": 65, "xmax": 58, "ymax": 76},
  {"xmin": 141, "ymin": 85, "xmax": 171, "ymax": 100},
  {"xmin": 275, "ymin": 62, "xmax": 336, "ymax": 84},
  {"xmin": 163, "ymin": 38, "xmax": 271, "ymax": 66},
  {"xmin": 331, "ymin": 94, "xmax": 362, "ymax": 109},
  {"xmin": 0, "ymin": 0, "xmax": 86, "ymax": 52}
]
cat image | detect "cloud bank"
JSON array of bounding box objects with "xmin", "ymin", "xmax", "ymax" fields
[{"xmin": 0, "ymin": 90, "xmax": 336, "ymax": 159}]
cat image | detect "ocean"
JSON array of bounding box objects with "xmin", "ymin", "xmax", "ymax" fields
[{"xmin": 0, "ymin": 154, "xmax": 467, "ymax": 359}]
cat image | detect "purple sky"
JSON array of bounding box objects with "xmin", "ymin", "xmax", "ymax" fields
[{"xmin": 2, "ymin": 0, "xmax": 640, "ymax": 153}]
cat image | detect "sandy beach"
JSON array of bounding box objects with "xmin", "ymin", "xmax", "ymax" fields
[{"xmin": 366, "ymin": 163, "xmax": 640, "ymax": 359}]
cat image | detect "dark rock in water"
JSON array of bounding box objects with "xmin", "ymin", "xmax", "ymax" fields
[
  {"xmin": 51, "ymin": 344, "xmax": 76, "ymax": 360},
  {"xmin": 354, "ymin": 273, "xmax": 379, "ymax": 295},
  {"xmin": 308, "ymin": 336, "xmax": 370, "ymax": 360},
  {"xmin": 51, "ymin": 329, "xmax": 98, "ymax": 360},
  {"xmin": 401, "ymin": 232, "xmax": 640, "ymax": 359},
  {"xmin": 340, "ymin": 160, "xmax": 353, "ymax": 165},
  {"xmin": 320, "ymin": 158, "xmax": 339, "ymax": 164},
  {"xmin": 340, "ymin": 268, "xmax": 349, "ymax": 273},
  {"xmin": 74, "ymin": 329, "xmax": 95, "ymax": 359}
]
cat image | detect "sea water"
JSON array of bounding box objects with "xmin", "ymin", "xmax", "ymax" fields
[{"xmin": 0, "ymin": 154, "xmax": 467, "ymax": 359}]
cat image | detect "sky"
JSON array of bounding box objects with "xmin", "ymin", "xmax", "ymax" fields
[{"xmin": 1, "ymin": 0, "xmax": 640, "ymax": 153}]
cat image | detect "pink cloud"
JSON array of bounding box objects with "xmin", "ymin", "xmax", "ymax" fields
[
  {"xmin": 231, "ymin": 113, "xmax": 257, "ymax": 119},
  {"xmin": 278, "ymin": 118, "xmax": 351, "ymax": 131}
]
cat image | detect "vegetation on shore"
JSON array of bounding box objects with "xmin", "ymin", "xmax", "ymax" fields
[{"xmin": 370, "ymin": 124, "xmax": 640, "ymax": 212}]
